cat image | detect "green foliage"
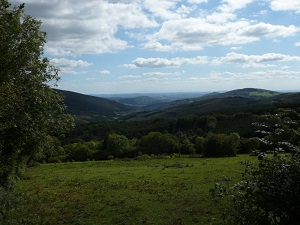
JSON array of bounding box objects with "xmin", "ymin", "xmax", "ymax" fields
[
  {"xmin": 211, "ymin": 109, "xmax": 300, "ymax": 224},
  {"xmin": 106, "ymin": 133, "xmax": 137, "ymax": 158},
  {"xmin": 138, "ymin": 132, "xmax": 179, "ymax": 155},
  {"xmin": 65, "ymin": 143, "xmax": 93, "ymax": 162},
  {"xmin": 194, "ymin": 136, "xmax": 205, "ymax": 154},
  {"xmin": 212, "ymin": 155, "xmax": 300, "ymax": 225},
  {"xmin": 0, "ymin": 0, "xmax": 72, "ymax": 189},
  {"xmin": 239, "ymin": 137, "xmax": 260, "ymax": 154},
  {"xmin": 203, "ymin": 133, "xmax": 240, "ymax": 157},
  {"xmin": 253, "ymin": 109, "xmax": 300, "ymax": 154}
]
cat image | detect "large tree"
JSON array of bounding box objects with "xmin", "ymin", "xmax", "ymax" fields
[{"xmin": 0, "ymin": 0, "xmax": 72, "ymax": 190}]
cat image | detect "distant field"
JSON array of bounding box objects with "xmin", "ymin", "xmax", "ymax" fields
[
  {"xmin": 249, "ymin": 90, "xmax": 279, "ymax": 98},
  {"xmin": 10, "ymin": 155, "xmax": 257, "ymax": 225}
]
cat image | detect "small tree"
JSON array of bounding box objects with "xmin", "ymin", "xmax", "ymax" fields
[{"xmin": 194, "ymin": 136, "xmax": 205, "ymax": 154}]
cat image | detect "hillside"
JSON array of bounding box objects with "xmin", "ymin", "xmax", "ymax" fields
[
  {"xmin": 97, "ymin": 92, "xmax": 208, "ymax": 110},
  {"xmin": 117, "ymin": 96, "xmax": 164, "ymax": 107},
  {"xmin": 56, "ymin": 88, "xmax": 300, "ymax": 122},
  {"xmin": 140, "ymin": 88, "xmax": 280, "ymax": 111},
  {"xmin": 55, "ymin": 89, "xmax": 134, "ymax": 120},
  {"xmin": 122, "ymin": 88, "xmax": 300, "ymax": 120},
  {"xmin": 195, "ymin": 88, "xmax": 280, "ymax": 101}
]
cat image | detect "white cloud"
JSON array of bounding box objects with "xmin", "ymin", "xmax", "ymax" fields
[
  {"xmin": 143, "ymin": 42, "xmax": 172, "ymax": 51},
  {"xmin": 120, "ymin": 75, "xmax": 141, "ymax": 79},
  {"xmin": 45, "ymin": 46, "xmax": 74, "ymax": 57},
  {"xmin": 270, "ymin": 0, "xmax": 300, "ymax": 13},
  {"xmin": 219, "ymin": 0, "xmax": 254, "ymax": 13},
  {"xmin": 50, "ymin": 58, "xmax": 92, "ymax": 68},
  {"xmin": 128, "ymin": 53, "xmax": 300, "ymax": 69},
  {"xmin": 295, "ymin": 42, "xmax": 300, "ymax": 47},
  {"xmin": 11, "ymin": 0, "xmax": 300, "ymax": 56},
  {"xmin": 144, "ymin": 77, "xmax": 159, "ymax": 82},
  {"xmin": 131, "ymin": 56, "xmax": 208, "ymax": 68},
  {"xmin": 49, "ymin": 58, "xmax": 92, "ymax": 75},
  {"xmin": 189, "ymin": 69, "xmax": 300, "ymax": 83},
  {"xmin": 143, "ymin": 71, "xmax": 184, "ymax": 76},
  {"xmin": 230, "ymin": 46, "xmax": 242, "ymax": 50},
  {"xmin": 99, "ymin": 70, "xmax": 111, "ymax": 75},
  {"xmin": 133, "ymin": 58, "xmax": 182, "ymax": 68},
  {"xmin": 187, "ymin": 0, "xmax": 207, "ymax": 4},
  {"xmin": 12, "ymin": 0, "xmax": 157, "ymax": 55},
  {"xmin": 213, "ymin": 52, "xmax": 300, "ymax": 68},
  {"xmin": 206, "ymin": 12, "xmax": 236, "ymax": 23},
  {"xmin": 143, "ymin": 0, "xmax": 185, "ymax": 20},
  {"xmin": 238, "ymin": 22, "xmax": 299, "ymax": 38},
  {"xmin": 146, "ymin": 18, "xmax": 299, "ymax": 51}
]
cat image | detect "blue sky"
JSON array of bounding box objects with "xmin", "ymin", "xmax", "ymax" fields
[{"xmin": 12, "ymin": 0, "xmax": 300, "ymax": 94}]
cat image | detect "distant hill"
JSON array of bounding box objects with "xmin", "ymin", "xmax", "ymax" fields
[
  {"xmin": 122, "ymin": 88, "xmax": 300, "ymax": 120},
  {"xmin": 56, "ymin": 88, "xmax": 300, "ymax": 122},
  {"xmin": 141, "ymin": 88, "xmax": 280, "ymax": 111},
  {"xmin": 55, "ymin": 89, "xmax": 134, "ymax": 121},
  {"xmin": 196, "ymin": 88, "xmax": 280, "ymax": 101},
  {"xmin": 117, "ymin": 96, "xmax": 164, "ymax": 107},
  {"xmin": 96, "ymin": 92, "xmax": 208, "ymax": 109}
]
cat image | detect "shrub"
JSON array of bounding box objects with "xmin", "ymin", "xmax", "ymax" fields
[{"xmin": 212, "ymin": 154, "xmax": 300, "ymax": 225}]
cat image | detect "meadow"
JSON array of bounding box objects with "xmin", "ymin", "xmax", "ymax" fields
[{"xmin": 9, "ymin": 155, "xmax": 257, "ymax": 225}]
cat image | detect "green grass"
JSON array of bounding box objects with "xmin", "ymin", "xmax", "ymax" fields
[
  {"xmin": 9, "ymin": 155, "xmax": 257, "ymax": 225},
  {"xmin": 249, "ymin": 91, "xmax": 279, "ymax": 98}
]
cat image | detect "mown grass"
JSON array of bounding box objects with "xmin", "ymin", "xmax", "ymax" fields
[{"xmin": 9, "ymin": 155, "xmax": 257, "ymax": 225}]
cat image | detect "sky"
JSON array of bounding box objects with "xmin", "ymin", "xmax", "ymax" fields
[{"xmin": 11, "ymin": 0, "xmax": 300, "ymax": 94}]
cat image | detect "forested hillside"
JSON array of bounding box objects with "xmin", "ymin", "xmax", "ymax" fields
[
  {"xmin": 55, "ymin": 89, "xmax": 134, "ymax": 121},
  {"xmin": 43, "ymin": 88, "xmax": 300, "ymax": 163}
]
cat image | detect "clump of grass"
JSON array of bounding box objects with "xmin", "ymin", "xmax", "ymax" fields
[{"xmin": 162, "ymin": 163, "xmax": 194, "ymax": 169}]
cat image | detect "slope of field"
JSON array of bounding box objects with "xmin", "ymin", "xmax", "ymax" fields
[{"xmin": 10, "ymin": 156, "xmax": 257, "ymax": 225}]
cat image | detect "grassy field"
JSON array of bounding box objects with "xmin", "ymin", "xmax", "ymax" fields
[{"xmin": 9, "ymin": 155, "xmax": 257, "ymax": 225}]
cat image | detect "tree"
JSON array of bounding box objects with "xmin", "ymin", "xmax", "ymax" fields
[
  {"xmin": 194, "ymin": 136, "xmax": 205, "ymax": 154},
  {"xmin": 203, "ymin": 133, "xmax": 240, "ymax": 157},
  {"xmin": 138, "ymin": 132, "xmax": 179, "ymax": 155},
  {"xmin": 65, "ymin": 143, "xmax": 93, "ymax": 162},
  {"xmin": 239, "ymin": 137, "xmax": 260, "ymax": 154},
  {"xmin": 0, "ymin": 0, "xmax": 72, "ymax": 190},
  {"xmin": 106, "ymin": 133, "xmax": 136, "ymax": 158}
]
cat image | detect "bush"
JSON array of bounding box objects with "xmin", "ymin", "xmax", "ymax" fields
[
  {"xmin": 239, "ymin": 137, "xmax": 260, "ymax": 154},
  {"xmin": 211, "ymin": 109, "xmax": 300, "ymax": 224},
  {"xmin": 212, "ymin": 154, "xmax": 300, "ymax": 225}
]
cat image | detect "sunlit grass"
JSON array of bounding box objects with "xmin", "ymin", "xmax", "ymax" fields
[{"xmin": 10, "ymin": 155, "xmax": 257, "ymax": 225}]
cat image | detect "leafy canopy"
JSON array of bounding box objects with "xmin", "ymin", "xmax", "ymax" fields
[{"xmin": 0, "ymin": 0, "xmax": 72, "ymax": 189}]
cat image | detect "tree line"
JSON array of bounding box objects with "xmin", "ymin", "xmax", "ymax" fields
[
  {"xmin": 44, "ymin": 131, "xmax": 262, "ymax": 162},
  {"xmin": 52, "ymin": 108, "xmax": 300, "ymax": 163}
]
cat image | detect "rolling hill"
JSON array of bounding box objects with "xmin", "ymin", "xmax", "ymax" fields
[
  {"xmin": 55, "ymin": 89, "xmax": 134, "ymax": 120},
  {"xmin": 122, "ymin": 88, "xmax": 300, "ymax": 120},
  {"xmin": 56, "ymin": 88, "xmax": 300, "ymax": 122}
]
